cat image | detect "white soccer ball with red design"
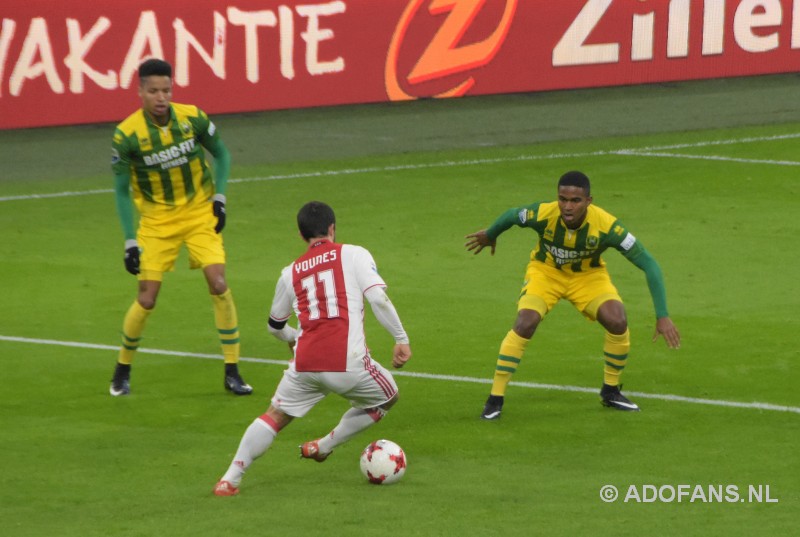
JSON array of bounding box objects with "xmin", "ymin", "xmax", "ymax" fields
[{"xmin": 359, "ymin": 439, "xmax": 407, "ymax": 485}]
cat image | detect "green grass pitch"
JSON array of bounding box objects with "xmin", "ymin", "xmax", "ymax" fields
[{"xmin": 0, "ymin": 75, "xmax": 798, "ymax": 536}]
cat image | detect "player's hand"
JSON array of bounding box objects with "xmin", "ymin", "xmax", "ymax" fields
[
  {"xmin": 213, "ymin": 199, "xmax": 226, "ymax": 233},
  {"xmin": 465, "ymin": 230, "xmax": 496, "ymax": 255},
  {"xmin": 124, "ymin": 242, "xmax": 140, "ymax": 275},
  {"xmin": 392, "ymin": 343, "xmax": 411, "ymax": 368},
  {"xmin": 653, "ymin": 317, "xmax": 681, "ymax": 349}
]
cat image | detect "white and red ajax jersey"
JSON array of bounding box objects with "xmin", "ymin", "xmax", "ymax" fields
[{"xmin": 269, "ymin": 239, "xmax": 386, "ymax": 372}]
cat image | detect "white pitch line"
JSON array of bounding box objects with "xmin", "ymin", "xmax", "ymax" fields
[
  {"xmin": 2, "ymin": 334, "xmax": 797, "ymax": 415},
  {"xmin": 616, "ymin": 150, "xmax": 800, "ymax": 166},
  {"xmin": 0, "ymin": 149, "xmax": 613, "ymax": 203},
  {"xmin": 232, "ymin": 149, "xmax": 615, "ymax": 185},
  {"xmin": 2, "ymin": 132, "xmax": 798, "ymax": 203},
  {"xmin": 629, "ymin": 132, "xmax": 800, "ymax": 151},
  {"xmin": 0, "ymin": 188, "xmax": 115, "ymax": 202}
]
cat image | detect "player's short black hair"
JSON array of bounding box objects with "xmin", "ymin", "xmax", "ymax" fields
[
  {"xmin": 297, "ymin": 201, "xmax": 336, "ymax": 240},
  {"xmin": 138, "ymin": 59, "xmax": 172, "ymax": 81},
  {"xmin": 558, "ymin": 171, "xmax": 591, "ymax": 195}
]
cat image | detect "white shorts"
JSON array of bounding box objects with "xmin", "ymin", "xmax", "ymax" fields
[{"xmin": 270, "ymin": 355, "xmax": 398, "ymax": 418}]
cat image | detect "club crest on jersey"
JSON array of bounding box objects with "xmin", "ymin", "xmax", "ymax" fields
[
  {"xmin": 180, "ymin": 121, "xmax": 192, "ymax": 135},
  {"xmin": 586, "ymin": 235, "xmax": 598, "ymax": 249},
  {"xmin": 111, "ymin": 148, "xmax": 120, "ymax": 164}
]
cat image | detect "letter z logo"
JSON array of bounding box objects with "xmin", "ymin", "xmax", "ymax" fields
[{"xmin": 386, "ymin": 0, "xmax": 518, "ymax": 101}]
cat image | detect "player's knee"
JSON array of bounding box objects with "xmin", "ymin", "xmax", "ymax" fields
[
  {"xmin": 378, "ymin": 393, "xmax": 399, "ymax": 413},
  {"xmin": 513, "ymin": 310, "xmax": 541, "ymax": 339},
  {"xmin": 204, "ymin": 265, "xmax": 228, "ymax": 295},
  {"xmin": 597, "ymin": 300, "xmax": 627, "ymax": 334},
  {"xmin": 208, "ymin": 280, "xmax": 228, "ymax": 295},
  {"xmin": 598, "ymin": 311, "xmax": 627, "ymax": 334},
  {"xmin": 262, "ymin": 407, "xmax": 293, "ymax": 432},
  {"xmin": 136, "ymin": 280, "xmax": 160, "ymax": 310},
  {"xmin": 137, "ymin": 297, "xmax": 156, "ymax": 310},
  {"xmin": 604, "ymin": 319, "xmax": 628, "ymax": 335}
]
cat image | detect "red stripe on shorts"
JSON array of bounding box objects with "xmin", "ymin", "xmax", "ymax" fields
[{"xmin": 364, "ymin": 358, "xmax": 395, "ymax": 399}]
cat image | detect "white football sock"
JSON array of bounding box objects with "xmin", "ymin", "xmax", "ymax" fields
[
  {"xmin": 220, "ymin": 418, "xmax": 277, "ymax": 486},
  {"xmin": 318, "ymin": 408, "xmax": 383, "ymax": 454}
]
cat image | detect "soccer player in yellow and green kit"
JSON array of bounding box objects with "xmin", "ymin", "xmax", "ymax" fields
[
  {"xmin": 466, "ymin": 171, "xmax": 680, "ymax": 417},
  {"xmin": 109, "ymin": 58, "xmax": 252, "ymax": 396}
]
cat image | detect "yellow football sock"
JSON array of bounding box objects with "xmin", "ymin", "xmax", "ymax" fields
[
  {"xmin": 490, "ymin": 330, "xmax": 530, "ymax": 397},
  {"xmin": 212, "ymin": 289, "xmax": 240, "ymax": 364},
  {"xmin": 603, "ymin": 329, "xmax": 630, "ymax": 386},
  {"xmin": 118, "ymin": 300, "xmax": 152, "ymax": 365}
]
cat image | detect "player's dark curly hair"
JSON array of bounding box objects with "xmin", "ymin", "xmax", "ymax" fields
[
  {"xmin": 138, "ymin": 58, "xmax": 172, "ymax": 81},
  {"xmin": 298, "ymin": 201, "xmax": 336, "ymax": 240},
  {"xmin": 558, "ymin": 171, "xmax": 591, "ymax": 195}
]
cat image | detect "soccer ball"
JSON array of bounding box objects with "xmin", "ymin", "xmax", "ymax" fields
[{"xmin": 359, "ymin": 439, "xmax": 407, "ymax": 485}]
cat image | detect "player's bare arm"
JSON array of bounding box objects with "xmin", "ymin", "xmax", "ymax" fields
[{"xmin": 465, "ymin": 229, "xmax": 496, "ymax": 255}]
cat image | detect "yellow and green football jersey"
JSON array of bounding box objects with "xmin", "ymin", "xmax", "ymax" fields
[
  {"xmin": 487, "ymin": 202, "xmax": 642, "ymax": 273},
  {"xmin": 111, "ymin": 103, "xmax": 217, "ymax": 212}
]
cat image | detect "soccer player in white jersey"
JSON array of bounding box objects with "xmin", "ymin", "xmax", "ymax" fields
[{"xmin": 213, "ymin": 201, "xmax": 412, "ymax": 496}]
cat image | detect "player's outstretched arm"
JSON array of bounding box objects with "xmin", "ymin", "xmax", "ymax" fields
[
  {"xmin": 653, "ymin": 317, "xmax": 681, "ymax": 349},
  {"xmin": 466, "ymin": 208, "xmax": 524, "ymax": 255},
  {"xmin": 465, "ymin": 229, "xmax": 496, "ymax": 255}
]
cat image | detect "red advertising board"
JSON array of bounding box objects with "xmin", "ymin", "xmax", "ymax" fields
[{"xmin": 2, "ymin": 0, "xmax": 800, "ymax": 130}]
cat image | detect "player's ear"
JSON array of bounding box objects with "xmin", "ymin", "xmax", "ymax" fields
[{"xmin": 328, "ymin": 223, "xmax": 336, "ymax": 240}]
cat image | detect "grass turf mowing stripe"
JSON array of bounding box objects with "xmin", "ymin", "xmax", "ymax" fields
[
  {"xmin": 2, "ymin": 132, "xmax": 799, "ymax": 203},
  {"xmin": 3, "ymin": 334, "xmax": 797, "ymax": 415}
]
